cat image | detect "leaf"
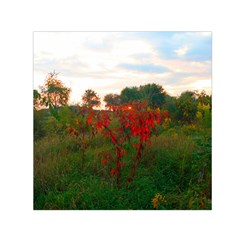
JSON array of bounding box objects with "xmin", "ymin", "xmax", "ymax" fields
[
  {"xmin": 110, "ymin": 169, "xmax": 116, "ymax": 176},
  {"xmin": 87, "ymin": 115, "xmax": 93, "ymax": 125},
  {"xmin": 101, "ymin": 159, "xmax": 107, "ymax": 166}
]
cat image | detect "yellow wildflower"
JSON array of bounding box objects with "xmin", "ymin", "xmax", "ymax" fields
[{"xmin": 152, "ymin": 193, "xmax": 167, "ymax": 209}]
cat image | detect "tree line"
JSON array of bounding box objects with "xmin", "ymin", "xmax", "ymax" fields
[{"xmin": 34, "ymin": 71, "xmax": 211, "ymax": 124}]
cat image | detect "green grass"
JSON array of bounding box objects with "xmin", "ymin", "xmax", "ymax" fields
[{"xmin": 34, "ymin": 124, "xmax": 211, "ymax": 210}]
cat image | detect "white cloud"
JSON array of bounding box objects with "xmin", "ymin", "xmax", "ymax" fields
[
  {"xmin": 190, "ymin": 79, "xmax": 211, "ymax": 91},
  {"xmin": 164, "ymin": 79, "xmax": 211, "ymax": 97},
  {"xmin": 34, "ymin": 32, "xmax": 211, "ymax": 106},
  {"xmin": 174, "ymin": 45, "xmax": 190, "ymax": 56},
  {"xmin": 198, "ymin": 32, "xmax": 212, "ymax": 37}
]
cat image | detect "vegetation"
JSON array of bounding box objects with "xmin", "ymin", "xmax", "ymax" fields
[
  {"xmin": 104, "ymin": 93, "xmax": 121, "ymax": 109},
  {"xmin": 82, "ymin": 89, "xmax": 101, "ymax": 108},
  {"xmin": 120, "ymin": 83, "xmax": 166, "ymax": 108},
  {"xmin": 40, "ymin": 71, "xmax": 71, "ymax": 109},
  {"xmin": 34, "ymin": 72, "xmax": 211, "ymax": 210}
]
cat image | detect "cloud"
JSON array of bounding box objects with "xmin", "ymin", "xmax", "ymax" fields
[
  {"xmin": 34, "ymin": 32, "xmax": 212, "ymax": 105},
  {"xmin": 174, "ymin": 45, "xmax": 190, "ymax": 56},
  {"xmin": 139, "ymin": 31, "xmax": 212, "ymax": 61}
]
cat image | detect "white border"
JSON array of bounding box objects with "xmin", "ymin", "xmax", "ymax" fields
[{"xmin": 1, "ymin": 0, "xmax": 240, "ymax": 239}]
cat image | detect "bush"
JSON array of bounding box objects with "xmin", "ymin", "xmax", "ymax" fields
[{"xmin": 34, "ymin": 109, "xmax": 47, "ymax": 140}]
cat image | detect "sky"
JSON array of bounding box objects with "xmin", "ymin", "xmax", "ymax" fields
[{"xmin": 34, "ymin": 31, "xmax": 211, "ymax": 107}]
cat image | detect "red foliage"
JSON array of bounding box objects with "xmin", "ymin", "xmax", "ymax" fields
[
  {"xmin": 66, "ymin": 126, "xmax": 78, "ymax": 137},
  {"xmin": 101, "ymin": 159, "xmax": 107, "ymax": 166},
  {"xmin": 96, "ymin": 111, "xmax": 110, "ymax": 129},
  {"xmin": 110, "ymin": 132, "xmax": 117, "ymax": 144},
  {"xmin": 87, "ymin": 115, "xmax": 93, "ymax": 125},
  {"xmin": 110, "ymin": 168, "xmax": 116, "ymax": 176},
  {"xmin": 67, "ymin": 102, "xmax": 170, "ymax": 186}
]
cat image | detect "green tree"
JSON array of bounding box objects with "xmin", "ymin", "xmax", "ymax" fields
[
  {"xmin": 196, "ymin": 102, "xmax": 211, "ymax": 128},
  {"xmin": 33, "ymin": 89, "xmax": 41, "ymax": 110},
  {"xmin": 195, "ymin": 90, "xmax": 212, "ymax": 108},
  {"xmin": 162, "ymin": 94, "xmax": 177, "ymax": 120},
  {"xmin": 139, "ymin": 83, "xmax": 166, "ymax": 108},
  {"xmin": 120, "ymin": 87, "xmax": 141, "ymax": 104},
  {"xmin": 195, "ymin": 90, "xmax": 212, "ymax": 128},
  {"xmin": 104, "ymin": 93, "xmax": 121, "ymax": 108},
  {"xmin": 176, "ymin": 91, "xmax": 198, "ymax": 124},
  {"xmin": 82, "ymin": 89, "xmax": 101, "ymax": 108}
]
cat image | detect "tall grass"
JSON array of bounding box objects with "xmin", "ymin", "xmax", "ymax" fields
[{"xmin": 34, "ymin": 121, "xmax": 211, "ymax": 210}]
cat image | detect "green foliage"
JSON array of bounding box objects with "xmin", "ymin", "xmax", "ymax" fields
[
  {"xmin": 139, "ymin": 83, "xmax": 166, "ymax": 108},
  {"xmin": 104, "ymin": 93, "xmax": 121, "ymax": 108},
  {"xmin": 34, "ymin": 109, "xmax": 47, "ymax": 140},
  {"xmin": 120, "ymin": 86, "xmax": 141, "ymax": 104},
  {"xmin": 34, "ymin": 120, "xmax": 211, "ymax": 210},
  {"xmin": 82, "ymin": 89, "xmax": 101, "ymax": 108},
  {"xmin": 196, "ymin": 103, "xmax": 211, "ymax": 128},
  {"xmin": 120, "ymin": 84, "xmax": 166, "ymax": 108},
  {"xmin": 33, "ymin": 89, "xmax": 41, "ymax": 110},
  {"xmin": 58, "ymin": 106, "xmax": 74, "ymax": 125},
  {"xmin": 42, "ymin": 116, "xmax": 65, "ymax": 136},
  {"xmin": 34, "ymin": 89, "xmax": 41, "ymax": 99},
  {"xmin": 162, "ymin": 95, "xmax": 178, "ymax": 120},
  {"xmin": 176, "ymin": 91, "xmax": 198, "ymax": 124},
  {"xmin": 195, "ymin": 90, "xmax": 211, "ymax": 106}
]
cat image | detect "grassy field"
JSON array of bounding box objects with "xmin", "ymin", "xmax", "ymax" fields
[{"xmin": 34, "ymin": 110, "xmax": 211, "ymax": 210}]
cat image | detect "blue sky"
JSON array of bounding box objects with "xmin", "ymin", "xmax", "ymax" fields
[{"xmin": 34, "ymin": 31, "xmax": 211, "ymax": 105}]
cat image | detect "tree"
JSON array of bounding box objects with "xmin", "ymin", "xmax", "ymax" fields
[
  {"xmin": 82, "ymin": 89, "xmax": 101, "ymax": 108},
  {"xmin": 195, "ymin": 90, "xmax": 212, "ymax": 107},
  {"xmin": 176, "ymin": 91, "xmax": 198, "ymax": 124},
  {"xmin": 195, "ymin": 90, "xmax": 212, "ymax": 128},
  {"xmin": 104, "ymin": 93, "xmax": 121, "ymax": 109},
  {"xmin": 139, "ymin": 83, "xmax": 166, "ymax": 108},
  {"xmin": 120, "ymin": 87, "xmax": 141, "ymax": 104},
  {"xmin": 33, "ymin": 89, "xmax": 41, "ymax": 110},
  {"xmin": 162, "ymin": 94, "xmax": 177, "ymax": 120},
  {"xmin": 40, "ymin": 71, "xmax": 71, "ymax": 109}
]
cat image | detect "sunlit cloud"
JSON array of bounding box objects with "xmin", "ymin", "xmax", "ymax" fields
[
  {"xmin": 174, "ymin": 45, "xmax": 190, "ymax": 56},
  {"xmin": 34, "ymin": 32, "xmax": 212, "ymax": 106}
]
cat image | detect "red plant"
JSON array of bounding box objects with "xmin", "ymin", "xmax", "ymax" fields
[
  {"xmin": 90, "ymin": 102, "xmax": 169, "ymax": 186},
  {"xmin": 66, "ymin": 106, "xmax": 97, "ymax": 169},
  {"xmin": 67, "ymin": 102, "xmax": 169, "ymax": 186},
  {"xmin": 87, "ymin": 115, "xmax": 93, "ymax": 125}
]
